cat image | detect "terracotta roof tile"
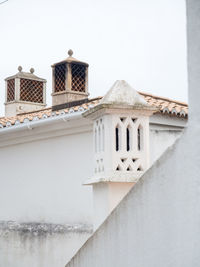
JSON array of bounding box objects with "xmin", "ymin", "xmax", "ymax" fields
[{"xmin": 0, "ymin": 93, "xmax": 188, "ymax": 129}]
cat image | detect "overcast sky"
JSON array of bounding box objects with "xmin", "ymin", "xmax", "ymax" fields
[{"xmin": 0, "ymin": 0, "xmax": 187, "ymax": 116}]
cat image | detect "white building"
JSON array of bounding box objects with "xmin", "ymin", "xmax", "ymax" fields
[{"xmin": 0, "ymin": 50, "xmax": 188, "ymax": 267}]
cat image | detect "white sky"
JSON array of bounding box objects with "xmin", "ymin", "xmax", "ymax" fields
[{"xmin": 0, "ymin": 0, "xmax": 187, "ymax": 116}]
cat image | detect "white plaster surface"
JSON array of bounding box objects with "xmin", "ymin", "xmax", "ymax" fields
[
  {"xmin": 62, "ymin": 1, "xmax": 200, "ymax": 265},
  {"xmin": 0, "ymin": 224, "xmax": 91, "ymax": 267},
  {"xmin": 149, "ymin": 127, "xmax": 182, "ymax": 165},
  {"xmin": 5, "ymin": 102, "xmax": 46, "ymax": 117},
  {"xmin": 0, "ymin": 114, "xmax": 185, "ymax": 267},
  {"xmin": 0, "ymin": 130, "xmax": 93, "ymax": 224},
  {"xmin": 0, "ymin": 129, "xmax": 94, "ymax": 266},
  {"xmin": 66, "ymin": 131, "xmax": 199, "ymax": 267},
  {"xmin": 93, "ymin": 182, "xmax": 134, "ymax": 229}
]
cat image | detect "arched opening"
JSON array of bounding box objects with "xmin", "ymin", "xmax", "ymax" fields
[
  {"xmin": 102, "ymin": 124, "xmax": 104, "ymax": 152},
  {"xmin": 98, "ymin": 126, "xmax": 101, "ymax": 152},
  {"xmin": 95, "ymin": 128, "xmax": 97, "ymax": 152},
  {"xmin": 137, "ymin": 125, "xmax": 143, "ymax": 151},
  {"xmin": 126, "ymin": 127, "xmax": 130, "ymax": 151},
  {"xmin": 115, "ymin": 127, "xmax": 119, "ymax": 151}
]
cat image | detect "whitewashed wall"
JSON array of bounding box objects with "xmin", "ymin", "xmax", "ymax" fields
[
  {"xmin": 66, "ymin": 131, "xmax": 197, "ymax": 267},
  {"xmin": 0, "ymin": 113, "xmax": 186, "ymax": 267},
  {"xmin": 0, "ymin": 224, "xmax": 91, "ymax": 267},
  {"xmin": 63, "ymin": 1, "xmax": 200, "ymax": 265},
  {"xmin": 0, "ymin": 124, "xmax": 94, "ymax": 267},
  {"xmin": 0, "ymin": 130, "xmax": 93, "ymax": 224}
]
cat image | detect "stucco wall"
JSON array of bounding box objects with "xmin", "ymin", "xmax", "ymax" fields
[
  {"xmin": 0, "ymin": 114, "xmax": 185, "ymax": 267},
  {"xmin": 0, "ymin": 129, "xmax": 94, "ymax": 266},
  {"xmin": 63, "ymin": 1, "xmax": 200, "ymax": 265},
  {"xmin": 0, "ymin": 115, "xmax": 184, "ymax": 225},
  {"xmin": 0, "ymin": 130, "xmax": 93, "ymax": 224},
  {"xmin": 150, "ymin": 127, "xmax": 182, "ymax": 165},
  {"xmin": 66, "ymin": 127, "xmax": 199, "ymax": 267},
  {"xmin": 0, "ymin": 222, "xmax": 91, "ymax": 267}
]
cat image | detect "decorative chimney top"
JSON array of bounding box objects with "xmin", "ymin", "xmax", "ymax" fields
[
  {"xmin": 100, "ymin": 80, "xmax": 149, "ymax": 107},
  {"xmin": 68, "ymin": 49, "xmax": 73, "ymax": 57},
  {"xmin": 83, "ymin": 80, "xmax": 157, "ymax": 184},
  {"xmin": 83, "ymin": 80, "xmax": 157, "ymax": 228},
  {"xmin": 5, "ymin": 67, "xmax": 46, "ymax": 117},
  {"xmin": 51, "ymin": 50, "xmax": 89, "ymax": 107}
]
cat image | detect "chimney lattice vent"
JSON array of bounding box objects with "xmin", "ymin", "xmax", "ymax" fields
[
  {"xmin": 7, "ymin": 79, "xmax": 15, "ymax": 102},
  {"xmin": 20, "ymin": 78, "xmax": 43, "ymax": 103},
  {"xmin": 71, "ymin": 63, "xmax": 86, "ymax": 92},
  {"xmin": 54, "ymin": 63, "xmax": 66, "ymax": 92}
]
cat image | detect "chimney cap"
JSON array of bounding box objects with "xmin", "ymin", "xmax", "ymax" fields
[
  {"xmin": 51, "ymin": 49, "xmax": 89, "ymax": 67},
  {"xmin": 5, "ymin": 67, "xmax": 46, "ymax": 82},
  {"xmin": 100, "ymin": 80, "xmax": 151, "ymax": 108}
]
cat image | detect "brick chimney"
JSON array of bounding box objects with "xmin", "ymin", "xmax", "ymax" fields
[
  {"xmin": 5, "ymin": 66, "xmax": 46, "ymax": 117},
  {"xmin": 51, "ymin": 50, "xmax": 89, "ymax": 107}
]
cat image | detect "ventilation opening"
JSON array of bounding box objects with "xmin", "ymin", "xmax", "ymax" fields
[
  {"xmin": 126, "ymin": 165, "xmax": 132, "ymax": 171},
  {"xmin": 20, "ymin": 79, "xmax": 43, "ymax": 103},
  {"xmin": 116, "ymin": 127, "xmax": 119, "ymax": 151},
  {"xmin": 95, "ymin": 128, "xmax": 97, "ymax": 152},
  {"xmin": 137, "ymin": 126, "xmax": 143, "ymax": 151},
  {"xmin": 71, "ymin": 63, "xmax": 86, "ymax": 92},
  {"xmin": 120, "ymin": 117, "xmax": 126, "ymax": 122},
  {"xmin": 98, "ymin": 126, "xmax": 101, "ymax": 152},
  {"xmin": 137, "ymin": 166, "xmax": 143, "ymax": 171},
  {"xmin": 116, "ymin": 165, "xmax": 122, "ymax": 171},
  {"xmin": 102, "ymin": 125, "xmax": 105, "ymax": 152},
  {"xmin": 126, "ymin": 127, "xmax": 130, "ymax": 151},
  {"xmin": 7, "ymin": 79, "xmax": 15, "ymax": 102},
  {"xmin": 54, "ymin": 63, "xmax": 66, "ymax": 92}
]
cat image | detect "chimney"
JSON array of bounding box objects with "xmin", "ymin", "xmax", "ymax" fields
[
  {"xmin": 51, "ymin": 50, "xmax": 89, "ymax": 107},
  {"xmin": 83, "ymin": 80, "xmax": 157, "ymax": 229},
  {"xmin": 5, "ymin": 66, "xmax": 46, "ymax": 117}
]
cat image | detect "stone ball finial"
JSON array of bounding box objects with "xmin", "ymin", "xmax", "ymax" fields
[
  {"xmin": 68, "ymin": 49, "xmax": 73, "ymax": 57},
  {"xmin": 30, "ymin": 68, "xmax": 35, "ymax": 74},
  {"xmin": 18, "ymin": 66, "xmax": 22, "ymax": 72}
]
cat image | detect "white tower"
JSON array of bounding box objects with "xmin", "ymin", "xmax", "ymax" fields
[{"xmin": 83, "ymin": 80, "xmax": 156, "ymax": 228}]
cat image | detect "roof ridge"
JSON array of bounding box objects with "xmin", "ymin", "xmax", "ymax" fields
[
  {"xmin": 3, "ymin": 96, "xmax": 102, "ymax": 119},
  {"xmin": 139, "ymin": 91, "xmax": 188, "ymax": 106},
  {"xmin": 0, "ymin": 93, "xmax": 188, "ymax": 128}
]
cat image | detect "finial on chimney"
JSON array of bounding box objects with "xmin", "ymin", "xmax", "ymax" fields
[
  {"xmin": 68, "ymin": 49, "xmax": 73, "ymax": 57},
  {"xmin": 30, "ymin": 68, "xmax": 35, "ymax": 74},
  {"xmin": 18, "ymin": 66, "xmax": 22, "ymax": 72}
]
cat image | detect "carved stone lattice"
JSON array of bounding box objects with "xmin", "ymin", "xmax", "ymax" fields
[
  {"xmin": 71, "ymin": 63, "xmax": 86, "ymax": 92},
  {"xmin": 7, "ymin": 79, "xmax": 15, "ymax": 102},
  {"xmin": 20, "ymin": 78, "xmax": 43, "ymax": 103},
  {"xmin": 54, "ymin": 63, "xmax": 66, "ymax": 92},
  {"xmin": 114, "ymin": 116, "xmax": 144, "ymax": 173}
]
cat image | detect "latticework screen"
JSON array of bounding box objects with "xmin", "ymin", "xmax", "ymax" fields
[
  {"xmin": 20, "ymin": 78, "xmax": 43, "ymax": 103},
  {"xmin": 7, "ymin": 79, "xmax": 15, "ymax": 102},
  {"xmin": 54, "ymin": 63, "xmax": 66, "ymax": 92},
  {"xmin": 71, "ymin": 63, "xmax": 86, "ymax": 92}
]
